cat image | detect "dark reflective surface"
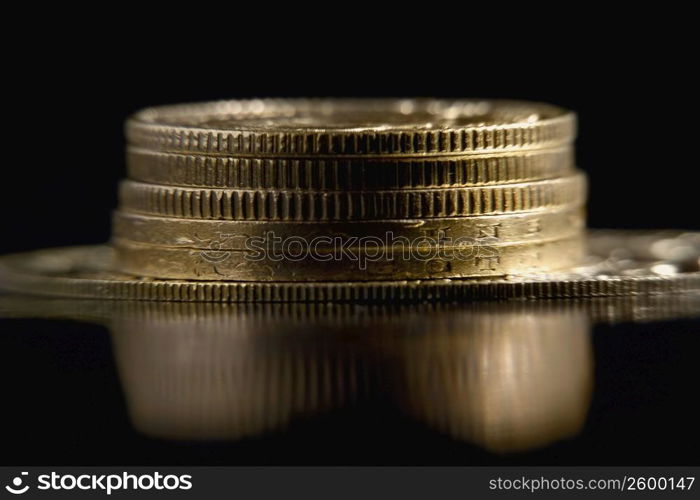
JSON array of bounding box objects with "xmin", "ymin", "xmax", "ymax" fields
[{"xmin": 1, "ymin": 295, "xmax": 699, "ymax": 465}]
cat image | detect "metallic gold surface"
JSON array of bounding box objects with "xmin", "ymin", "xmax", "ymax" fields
[
  {"xmin": 6, "ymin": 293, "xmax": 700, "ymax": 326},
  {"xmin": 118, "ymin": 173, "xmax": 586, "ymax": 221},
  {"xmin": 112, "ymin": 205, "xmax": 585, "ymax": 249},
  {"xmin": 110, "ymin": 305, "xmax": 591, "ymax": 447},
  {"xmin": 126, "ymin": 99, "xmax": 575, "ymax": 156},
  {"xmin": 389, "ymin": 309, "xmax": 592, "ymax": 453},
  {"xmin": 111, "ymin": 309, "xmax": 365, "ymax": 440},
  {"xmin": 126, "ymin": 146, "xmax": 574, "ymax": 189},
  {"xmin": 112, "ymin": 234, "xmax": 585, "ymax": 281},
  {"xmin": 1, "ymin": 231, "xmax": 699, "ymax": 302}
]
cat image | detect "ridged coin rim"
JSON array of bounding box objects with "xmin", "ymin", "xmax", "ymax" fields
[
  {"xmin": 111, "ymin": 204, "xmax": 586, "ymax": 248},
  {"xmin": 126, "ymin": 99, "xmax": 576, "ymax": 156},
  {"xmin": 118, "ymin": 172, "xmax": 587, "ymax": 221},
  {"xmin": 126, "ymin": 146, "xmax": 574, "ymax": 189}
]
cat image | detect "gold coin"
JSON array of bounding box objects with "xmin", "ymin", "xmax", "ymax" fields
[
  {"xmin": 1, "ymin": 231, "xmax": 698, "ymax": 301},
  {"xmin": 4, "ymin": 294, "xmax": 700, "ymax": 326},
  {"xmin": 127, "ymin": 146, "xmax": 574, "ymax": 189},
  {"xmin": 126, "ymin": 99, "xmax": 575, "ymax": 156},
  {"xmin": 118, "ymin": 172, "xmax": 586, "ymax": 221},
  {"xmin": 112, "ymin": 204, "xmax": 585, "ymax": 248},
  {"xmin": 112, "ymin": 234, "xmax": 585, "ymax": 281}
]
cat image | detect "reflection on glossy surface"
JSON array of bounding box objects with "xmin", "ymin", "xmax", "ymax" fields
[
  {"xmin": 112, "ymin": 309, "xmax": 368, "ymax": 440},
  {"xmin": 390, "ymin": 311, "xmax": 591, "ymax": 453},
  {"xmin": 109, "ymin": 303, "xmax": 592, "ymax": 452},
  {"xmin": 1, "ymin": 293, "xmax": 699, "ymax": 455}
]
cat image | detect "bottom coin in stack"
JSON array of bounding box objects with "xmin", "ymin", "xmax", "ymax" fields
[{"xmin": 0, "ymin": 231, "xmax": 698, "ymax": 302}]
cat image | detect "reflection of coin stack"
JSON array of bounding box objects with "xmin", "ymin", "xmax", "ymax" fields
[
  {"xmin": 113, "ymin": 99, "xmax": 586, "ymax": 282},
  {"xmin": 106, "ymin": 302, "xmax": 593, "ymax": 447},
  {"xmin": 390, "ymin": 310, "xmax": 593, "ymax": 453},
  {"xmin": 111, "ymin": 311, "xmax": 369, "ymax": 440}
]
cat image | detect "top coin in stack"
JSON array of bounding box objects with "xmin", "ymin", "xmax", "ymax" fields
[{"xmin": 125, "ymin": 99, "xmax": 575, "ymax": 157}]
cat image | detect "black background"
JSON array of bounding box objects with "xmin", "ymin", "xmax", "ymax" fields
[{"xmin": 0, "ymin": 16, "xmax": 697, "ymax": 254}]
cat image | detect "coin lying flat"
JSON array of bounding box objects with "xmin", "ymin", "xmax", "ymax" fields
[
  {"xmin": 112, "ymin": 234, "xmax": 585, "ymax": 281},
  {"xmin": 126, "ymin": 146, "xmax": 574, "ymax": 189},
  {"xmin": 112, "ymin": 205, "xmax": 585, "ymax": 249},
  {"xmin": 118, "ymin": 173, "xmax": 586, "ymax": 221},
  {"xmin": 126, "ymin": 99, "xmax": 575, "ymax": 156},
  {"xmin": 0, "ymin": 231, "xmax": 698, "ymax": 302},
  {"xmin": 5, "ymin": 293, "xmax": 698, "ymax": 325}
]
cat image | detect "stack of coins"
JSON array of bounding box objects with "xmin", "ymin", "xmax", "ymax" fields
[{"xmin": 113, "ymin": 99, "xmax": 586, "ymax": 282}]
